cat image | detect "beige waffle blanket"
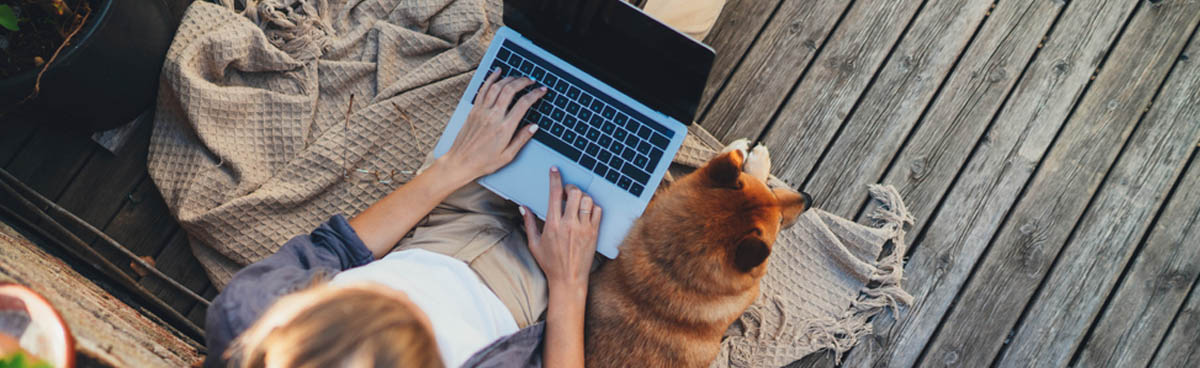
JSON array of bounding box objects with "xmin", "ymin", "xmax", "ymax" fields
[{"xmin": 149, "ymin": 0, "xmax": 913, "ymax": 365}]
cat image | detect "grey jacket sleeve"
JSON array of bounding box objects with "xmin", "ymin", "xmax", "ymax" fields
[{"xmin": 203, "ymin": 214, "xmax": 374, "ymax": 367}]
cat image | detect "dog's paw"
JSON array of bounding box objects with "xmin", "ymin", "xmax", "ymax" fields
[
  {"xmin": 721, "ymin": 138, "xmax": 753, "ymax": 160},
  {"xmin": 744, "ymin": 144, "xmax": 770, "ymax": 182}
]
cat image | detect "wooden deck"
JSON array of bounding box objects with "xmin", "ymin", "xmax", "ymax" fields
[{"xmin": 2, "ymin": 0, "xmax": 1199, "ymax": 366}]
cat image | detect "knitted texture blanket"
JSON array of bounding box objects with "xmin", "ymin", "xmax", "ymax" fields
[{"xmin": 148, "ymin": 1, "xmax": 913, "ymax": 365}]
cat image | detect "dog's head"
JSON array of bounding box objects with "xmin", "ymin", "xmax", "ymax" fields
[{"xmin": 634, "ymin": 150, "xmax": 811, "ymax": 292}]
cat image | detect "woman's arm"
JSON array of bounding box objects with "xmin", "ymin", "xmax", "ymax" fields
[
  {"xmin": 351, "ymin": 68, "xmax": 547, "ymax": 258},
  {"xmin": 521, "ymin": 168, "xmax": 602, "ymax": 368}
]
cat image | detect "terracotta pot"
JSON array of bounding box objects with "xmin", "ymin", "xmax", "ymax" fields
[{"xmin": 0, "ymin": 283, "xmax": 74, "ymax": 368}]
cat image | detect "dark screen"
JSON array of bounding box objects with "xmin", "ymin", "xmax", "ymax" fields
[{"xmin": 503, "ymin": 0, "xmax": 715, "ymax": 124}]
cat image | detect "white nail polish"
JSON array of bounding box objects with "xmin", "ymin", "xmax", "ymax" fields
[
  {"xmin": 519, "ymin": 207, "xmax": 527, "ymax": 215},
  {"xmin": 528, "ymin": 124, "xmax": 538, "ymax": 133}
]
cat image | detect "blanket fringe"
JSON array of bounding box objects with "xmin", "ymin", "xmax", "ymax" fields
[{"xmin": 220, "ymin": 0, "xmax": 333, "ymax": 60}]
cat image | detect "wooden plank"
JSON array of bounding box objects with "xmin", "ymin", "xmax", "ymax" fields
[
  {"xmin": 920, "ymin": 2, "xmax": 1200, "ymax": 366},
  {"xmin": 841, "ymin": 0, "xmax": 1140, "ymax": 366},
  {"xmin": 757, "ymin": 0, "xmax": 927, "ymax": 185},
  {"xmin": 0, "ymin": 221, "xmax": 201, "ymax": 367},
  {"xmin": 1074, "ymin": 151, "xmax": 1200, "ymax": 367},
  {"xmin": 695, "ymin": 0, "xmax": 785, "ymax": 117},
  {"xmin": 0, "ymin": 124, "xmax": 36, "ymax": 166},
  {"xmin": 697, "ymin": 0, "xmax": 851, "ymax": 142},
  {"xmin": 94, "ymin": 179, "xmax": 182, "ymax": 278},
  {"xmin": 1150, "ymin": 276, "xmax": 1200, "ymax": 367},
  {"xmin": 140, "ymin": 230, "xmax": 211, "ymax": 316},
  {"xmin": 187, "ymin": 286, "xmax": 218, "ymax": 331},
  {"xmin": 56, "ymin": 118, "xmax": 155, "ymax": 244},
  {"xmin": 785, "ymin": 0, "xmax": 993, "ymax": 217},
  {"xmin": 995, "ymin": 26, "xmax": 1200, "ymax": 366},
  {"xmin": 3, "ymin": 128, "xmax": 98, "ymax": 199}
]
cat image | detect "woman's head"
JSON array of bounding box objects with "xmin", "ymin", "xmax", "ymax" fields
[{"xmin": 228, "ymin": 283, "xmax": 442, "ymax": 368}]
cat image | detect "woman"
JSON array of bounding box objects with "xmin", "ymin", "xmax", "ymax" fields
[{"xmin": 205, "ymin": 69, "xmax": 599, "ymax": 367}]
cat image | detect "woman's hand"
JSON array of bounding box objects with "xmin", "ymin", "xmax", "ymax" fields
[
  {"xmin": 521, "ymin": 167, "xmax": 602, "ymax": 293},
  {"xmin": 438, "ymin": 67, "xmax": 548, "ymax": 186}
]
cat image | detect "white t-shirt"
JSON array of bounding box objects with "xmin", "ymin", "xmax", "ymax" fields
[{"xmin": 329, "ymin": 249, "xmax": 518, "ymax": 367}]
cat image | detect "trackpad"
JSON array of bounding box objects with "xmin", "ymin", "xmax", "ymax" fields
[{"xmin": 479, "ymin": 145, "xmax": 594, "ymax": 220}]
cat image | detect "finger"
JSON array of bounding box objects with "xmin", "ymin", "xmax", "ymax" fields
[
  {"xmin": 494, "ymin": 77, "xmax": 535, "ymax": 112},
  {"xmin": 590, "ymin": 205, "xmax": 603, "ymax": 226},
  {"xmin": 520, "ymin": 206, "xmax": 541, "ymax": 248},
  {"xmin": 485, "ymin": 76, "xmax": 516, "ymax": 109},
  {"xmin": 474, "ymin": 67, "xmax": 502, "ymax": 106},
  {"xmin": 579, "ymin": 195, "xmax": 594, "ymax": 223},
  {"xmin": 564, "ymin": 185, "xmax": 582, "ymax": 223},
  {"xmin": 506, "ymin": 86, "xmax": 547, "ymax": 125},
  {"xmin": 547, "ymin": 167, "xmax": 564, "ymax": 223},
  {"xmin": 502, "ymin": 123, "xmax": 538, "ymax": 161}
]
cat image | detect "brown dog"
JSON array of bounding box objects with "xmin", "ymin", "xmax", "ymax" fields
[{"xmin": 584, "ymin": 140, "xmax": 811, "ymax": 368}]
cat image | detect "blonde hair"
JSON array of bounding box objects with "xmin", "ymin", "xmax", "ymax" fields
[{"xmin": 227, "ymin": 282, "xmax": 444, "ymax": 368}]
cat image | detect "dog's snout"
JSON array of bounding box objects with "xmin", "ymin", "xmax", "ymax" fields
[{"xmin": 800, "ymin": 191, "xmax": 813, "ymax": 212}]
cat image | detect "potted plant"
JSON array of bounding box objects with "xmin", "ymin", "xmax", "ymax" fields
[{"xmin": 0, "ymin": 0, "xmax": 187, "ymax": 132}]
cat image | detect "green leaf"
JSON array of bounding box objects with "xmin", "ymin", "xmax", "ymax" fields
[{"xmin": 0, "ymin": 5, "xmax": 19, "ymax": 32}]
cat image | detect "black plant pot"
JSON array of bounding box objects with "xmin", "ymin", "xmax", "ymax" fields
[{"xmin": 0, "ymin": 0, "xmax": 188, "ymax": 132}]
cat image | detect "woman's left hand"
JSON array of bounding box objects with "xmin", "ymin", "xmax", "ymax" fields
[{"xmin": 439, "ymin": 67, "xmax": 548, "ymax": 184}]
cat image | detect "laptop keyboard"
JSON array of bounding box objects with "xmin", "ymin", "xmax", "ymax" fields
[{"xmin": 477, "ymin": 41, "xmax": 674, "ymax": 197}]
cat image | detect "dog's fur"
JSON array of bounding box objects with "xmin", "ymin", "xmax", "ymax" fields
[{"xmin": 584, "ymin": 141, "xmax": 811, "ymax": 368}]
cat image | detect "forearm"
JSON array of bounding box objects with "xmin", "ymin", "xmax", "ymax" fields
[
  {"xmin": 349, "ymin": 158, "xmax": 474, "ymax": 258},
  {"xmin": 542, "ymin": 282, "xmax": 587, "ymax": 368}
]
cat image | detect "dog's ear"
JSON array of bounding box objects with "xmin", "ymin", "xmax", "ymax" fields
[
  {"xmin": 733, "ymin": 235, "xmax": 771, "ymax": 272},
  {"xmin": 773, "ymin": 188, "xmax": 811, "ymax": 229},
  {"xmin": 702, "ymin": 150, "xmax": 744, "ymax": 188}
]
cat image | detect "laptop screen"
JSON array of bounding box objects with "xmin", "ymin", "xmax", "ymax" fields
[{"xmin": 503, "ymin": 0, "xmax": 715, "ymax": 124}]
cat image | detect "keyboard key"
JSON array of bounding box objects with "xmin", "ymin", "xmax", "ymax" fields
[
  {"xmin": 610, "ymin": 140, "xmax": 625, "ymax": 154},
  {"xmin": 586, "ymin": 128, "xmax": 600, "ymax": 140},
  {"xmin": 638, "ymin": 125, "xmax": 654, "ymax": 139},
  {"xmin": 648, "ymin": 147, "xmax": 664, "ymax": 164},
  {"xmin": 613, "ymin": 128, "xmax": 628, "ymax": 141},
  {"xmin": 579, "ymin": 93, "xmax": 593, "ymax": 107},
  {"xmin": 573, "ymin": 120, "xmax": 588, "ymax": 134},
  {"xmin": 618, "ymin": 176, "xmax": 632, "ymax": 190},
  {"xmin": 519, "ymin": 61, "xmax": 534, "ymax": 74},
  {"xmin": 591, "ymin": 115, "xmax": 605, "ymax": 127},
  {"xmin": 592, "ymin": 164, "xmax": 608, "ymax": 177},
  {"xmin": 567, "ymin": 86, "xmax": 581, "ymax": 100},
  {"xmin": 551, "ymin": 124, "xmax": 565, "ymax": 136},
  {"xmin": 586, "ymin": 143, "xmax": 601, "ymax": 156},
  {"xmin": 620, "ymin": 163, "xmax": 650, "ymax": 184},
  {"xmin": 650, "ymin": 133, "xmax": 670, "ymax": 148},
  {"xmin": 630, "ymin": 183, "xmax": 644, "ymax": 196},
  {"xmin": 623, "ymin": 133, "xmax": 639, "ymax": 146},
  {"xmin": 637, "ymin": 141, "xmax": 652, "ymax": 154},
  {"xmin": 578, "ymin": 108, "xmax": 592, "ymax": 121},
  {"xmin": 563, "ymin": 130, "xmax": 577, "ymax": 142},
  {"xmin": 634, "ymin": 155, "xmax": 649, "ymax": 170},
  {"xmin": 621, "ymin": 147, "xmax": 637, "ymax": 161},
  {"xmin": 579, "ymin": 155, "xmax": 596, "ymax": 170},
  {"xmin": 614, "ymin": 113, "xmax": 629, "ymax": 128},
  {"xmin": 536, "ymin": 132, "xmax": 580, "ymax": 161},
  {"xmin": 602, "ymin": 106, "xmax": 616, "ymax": 119},
  {"xmin": 554, "ymin": 95, "xmax": 569, "ymax": 108},
  {"xmin": 563, "ymin": 116, "xmax": 578, "ymax": 130},
  {"xmin": 608, "ymin": 153, "xmax": 623, "ymax": 167},
  {"xmin": 497, "ymin": 48, "xmax": 511, "ymax": 62},
  {"xmin": 598, "ymin": 149, "xmax": 613, "ymax": 164},
  {"xmin": 598, "ymin": 135, "xmax": 612, "ymax": 147},
  {"xmin": 538, "ymin": 116, "xmax": 554, "ymax": 129},
  {"xmin": 605, "ymin": 170, "xmax": 620, "ymax": 183},
  {"xmin": 552, "ymin": 108, "xmax": 565, "ymax": 121},
  {"xmin": 531, "ymin": 67, "xmax": 546, "ymax": 81},
  {"xmin": 566, "ymin": 103, "xmax": 580, "ymax": 115},
  {"xmin": 544, "ymin": 74, "xmax": 558, "ymax": 88},
  {"xmin": 573, "ymin": 135, "xmax": 588, "ymax": 150},
  {"xmin": 554, "ymin": 79, "xmax": 569, "ymax": 93},
  {"xmin": 601, "ymin": 122, "xmax": 616, "ymax": 135},
  {"xmin": 590, "ymin": 99, "xmax": 604, "ymax": 112},
  {"xmin": 538, "ymin": 102, "xmax": 552, "ymax": 114}
]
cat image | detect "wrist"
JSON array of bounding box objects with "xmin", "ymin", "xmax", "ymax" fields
[
  {"xmin": 548, "ymin": 278, "xmax": 589, "ymax": 303},
  {"xmin": 429, "ymin": 155, "xmax": 478, "ymax": 188}
]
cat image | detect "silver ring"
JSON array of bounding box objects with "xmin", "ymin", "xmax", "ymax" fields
[{"xmin": 580, "ymin": 209, "xmax": 592, "ymax": 215}]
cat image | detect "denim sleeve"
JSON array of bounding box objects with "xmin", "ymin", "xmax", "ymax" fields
[{"xmin": 204, "ymin": 214, "xmax": 374, "ymax": 367}]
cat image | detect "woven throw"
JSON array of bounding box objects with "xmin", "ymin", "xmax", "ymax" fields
[{"xmin": 148, "ymin": 1, "xmax": 914, "ymax": 365}]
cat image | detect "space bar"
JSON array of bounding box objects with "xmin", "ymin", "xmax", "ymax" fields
[{"xmin": 534, "ymin": 131, "xmax": 582, "ymax": 161}]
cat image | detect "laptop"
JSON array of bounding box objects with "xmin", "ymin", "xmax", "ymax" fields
[{"xmin": 432, "ymin": 0, "xmax": 715, "ymax": 258}]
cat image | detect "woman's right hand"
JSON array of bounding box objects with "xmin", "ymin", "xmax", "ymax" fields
[{"xmin": 521, "ymin": 167, "xmax": 602, "ymax": 294}]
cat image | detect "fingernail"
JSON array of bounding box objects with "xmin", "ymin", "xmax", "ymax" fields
[
  {"xmin": 493, "ymin": 66, "xmax": 501, "ymax": 73},
  {"xmin": 529, "ymin": 77, "xmax": 537, "ymax": 83},
  {"xmin": 539, "ymin": 86, "xmax": 549, "ymax": 92},
  {"xmin": 527, "ymin": 124, "xmax": 538, "ymax": 133},
  {"xmin": 551, "ymin": 166, "xmax": 559, "ymax": 173},
  {"xmin": 519, "ymin": 206, "xmax": 527, "ymax": 216}
]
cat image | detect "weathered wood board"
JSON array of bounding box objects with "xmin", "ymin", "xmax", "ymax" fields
[
  {"xmin": 920, "ymin": 1, "xmax": 1200, "ymax": 366},
  {"xmin": 1150, "ymin": 277, "xmax": 1200, "ymax": 367},
  {"xmin": 841, "ymin": 0, "xmax": 1141, "ymax": 365},
  {"xmin": 696, "ymin": 0, "xmax": 785, "ymax": 117},
  {"xmin": 0, "ymin": 221, "xmax": 201, "ymax": 367}
]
